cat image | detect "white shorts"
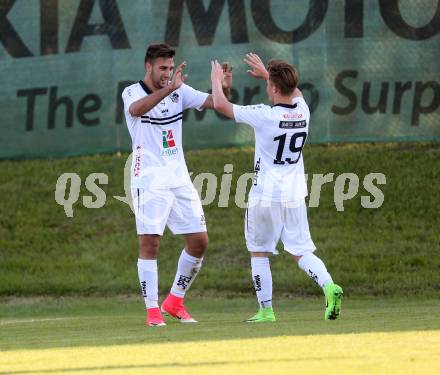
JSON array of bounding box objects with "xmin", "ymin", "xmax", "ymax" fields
[
  {"xmin": 131, "ymin": 184, "xmax": 207, "ymax": 235},
  {"xmin": 245, "ymin": 199, "xmax": 316, "ymax": 256}
]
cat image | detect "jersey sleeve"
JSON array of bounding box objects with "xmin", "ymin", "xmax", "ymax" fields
[
  {"xmin": 179, "ymin": 84, "xmax": 209, "ymax": 111},
  {"xmin": 292, "ymin": 96, "xmax": 310, "ymax": 121},
  {"xmin": 232, "ymin": 104, "xmax": 268, "ymax": 129},
  {"xmin": 122, "ymin": 85, "xmax": 142, "ymax": 127}
]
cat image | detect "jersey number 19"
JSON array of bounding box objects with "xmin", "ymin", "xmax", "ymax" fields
[{"xmin": 273, "ymin": 132, "xmax": 307, "ymax": 165}]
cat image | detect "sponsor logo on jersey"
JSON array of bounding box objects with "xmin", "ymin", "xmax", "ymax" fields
[
  {"xmin": 162, "ymin": 130, "xmax": 176, "ymax": 148},
  {"xmin": 279, "ymin": 120, "xmax": 307, "ymax": 129},
  {"xmin": 161, "ymin": 130, "xmax": 179, "ymax": 157},
  {"xmin": 283, "ymin": 112, "xmax": 303, "ymax": 119},
  {"xmin": 170, "ymin": 92, "xmax": 179, "ymax": 103},
  {"xmin": 161, "ymin": 148, "xmax": 179, "ymax": 157}
]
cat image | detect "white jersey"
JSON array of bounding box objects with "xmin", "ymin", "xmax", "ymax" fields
[
  {"xmin": 122, "ymin": 81, "xmax": 208, "ymax": 189},
  {"xmin": 233, "ymin": 97, "xmax": 310, "ymax": 202}
]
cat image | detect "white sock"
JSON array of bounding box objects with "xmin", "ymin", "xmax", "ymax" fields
[
  {"xmin": 170, "ymin": 249, "xmax": 203, "ymax": 297},
  {"xmin": 251, "ymin": 257, "xmax": 273, "ymax": 308},
  {"xmin": 137, "ymin": 259, "xmax": 158, "ymax": 308},
  {"xmin": 297, "ymin": 253, "xmax": 333, "ymax": 288}
]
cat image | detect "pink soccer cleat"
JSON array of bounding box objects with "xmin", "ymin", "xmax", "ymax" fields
[
  {"xmin": 161, "ymin": 294, "xmax": 197, "ymax": 323},
  {"xmin": 146, "ymin": 307, "xmax": 166, "ymax": 327}
]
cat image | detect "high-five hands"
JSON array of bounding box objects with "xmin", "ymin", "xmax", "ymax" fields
[
  {"xmin": 244, "ymin": 53, "xmax": 269, "ymax": 81},
  {"xmin": 170, "ymin": 61, "xmax": 188, "ymax": 90},
  {"xmin": 221, "ymin": 62, "xmax": 233, "ymax": 90},
  {"xmin": 211, "ymin": 60, "xmax": 224, "ymax": 85}
]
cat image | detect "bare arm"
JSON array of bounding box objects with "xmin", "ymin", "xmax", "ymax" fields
[
  {"xmin": 129, "ymin": 62, "xmax": 187, "ymax": 117},
  {"xmin": 203, "ymin": 62, "xmax": 233, "ymax": 109},
  {"xmin": 129, "ymin": 85, "xmax": 174, "ymax": 117},
  {"xmin": 210, "ymin": 60, "xmax": 234, "ymax": 118},
  {"xmin": 202, "ymin": 94, "xmax": 214, "ymax": 109}
]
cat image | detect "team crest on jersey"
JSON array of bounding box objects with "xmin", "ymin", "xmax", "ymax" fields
[{"xmin": 170, "ymin": 92, "xmax": 179, "ymax": 103}]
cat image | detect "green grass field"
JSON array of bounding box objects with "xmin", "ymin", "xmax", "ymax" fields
[
  {"xmin": 1, "ymin": 143, "xmax": 440, "ymax": 374},
  {"xmin": 1, "ymin": 296, "xmax": 440, "ymax": 375},
  {"xmin": 1, "ymin": 143, "xmax": 439, "ymax": 296}
]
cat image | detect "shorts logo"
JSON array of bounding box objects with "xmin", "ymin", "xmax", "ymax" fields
[
  {"xmin": 170, "ymin": 92, "xmax": 179, "ymax": 103},
  {"xmin": 162, "ymin": 130, "xmax": 176, "ymax": 148},
  {"xmin": 177, "ymin": 275, "xmax": 193, "ymax": 290},
  {"xmin": 200, "ymin": 214, "xmax": 206, "ymax": 226},
  {"xmin": 253, "ymin": 158, "xmax": 260, "ymax": 186},
  {"xmin": 253, "ymin": 275, "xmax": 262, "ymax": 291}
]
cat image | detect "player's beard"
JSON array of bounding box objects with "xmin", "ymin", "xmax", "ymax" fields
[{"xmin": 151, "ymin": 71, "xmax": 168, "ymax": 90}]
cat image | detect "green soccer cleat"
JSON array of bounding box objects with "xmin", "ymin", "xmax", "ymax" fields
[
  {"xmin": 323, "ymin": 283, "xmax": 343, "ymax": 320},
  {"xmin": 245, "ymin": 306, "xmax": 276, "ymax": 323}
]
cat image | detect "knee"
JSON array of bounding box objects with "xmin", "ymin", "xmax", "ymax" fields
[
  {"xmin": 199, "ymin": 234, "xmax": 209, "ymax": 253},
  {"xmin": 195, "ymin": 234, "xmax": 209, "ymax": 254},
  {"xmin": 187, "ymin": 234, "xmax": 208, "ymax": 257},
  {"xmin": 139, "ymin": 235, "xmax": 160, "ymax": 259}
]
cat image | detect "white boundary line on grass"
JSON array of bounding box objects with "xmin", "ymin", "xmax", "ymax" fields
[{"xmin": 0, "ymin": 317, "xmax": 75, "ymax": 326}]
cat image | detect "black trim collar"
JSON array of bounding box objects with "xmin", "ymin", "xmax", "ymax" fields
[
  {"xmin": 139, "ymin": 80, "xmax": 153, "ymax": 95},
  {"xmin": 272, "ymin": 103, "xmax": 297, "ymax": 109}
]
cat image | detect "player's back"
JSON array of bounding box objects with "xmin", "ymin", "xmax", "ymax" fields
[{"xmin": 233, "ymin": 96, "xmax": 310, "ymax": 202}]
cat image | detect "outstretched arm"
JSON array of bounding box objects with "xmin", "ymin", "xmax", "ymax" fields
[
  {"xmin": 210, "ymin": 60, "xmax": 234, "ymax": 119},
  {"xmin": 129, "ymin": 62, "xmax": 188, "ymax": 117}
]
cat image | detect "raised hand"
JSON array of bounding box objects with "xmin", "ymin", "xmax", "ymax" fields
[
  {"xmin": 221, "ymin": 62, "xmax": 233, "ymax": 90},
  {"xmin": 210, "ymin": 60, "xmax": 234, "ymax": 117},
  {"xmin": 170, "ymin": 61, "xmax": 188, "ymax": 90},
  {"xmin": 244, "ymin": 53, "xmax": 269, "ymax": 81},
  {"xmin": 211, "ymin": 60, "xmax": 224, "ymax": 85}
]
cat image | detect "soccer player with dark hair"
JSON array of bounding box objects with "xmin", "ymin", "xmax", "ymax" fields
[
  {"xmin": 210, "ymin": 54, "xmax": 343, "ymax": 322},
  {"xmin": 122, "ymin": 43, "xmax": 232, "ymax": 326}
]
